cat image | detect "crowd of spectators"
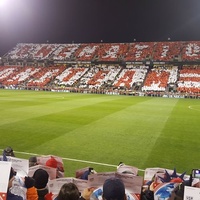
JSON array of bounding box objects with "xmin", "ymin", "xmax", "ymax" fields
[
  {"xmin": 177, "ymin": 65, "xmax": 200, "ymax": 93},
  {"xmin": 3, "ymin": 41, "xmax": 200, "ymax": 62},
  {"xmin": 1, "ymin": 41, "xmax": 200, "ymax": 98},
  {"xmin": 0, "ymin": 64, "xmax": 199, "ymax": 98},
  {"xmin": 1, "ymin": 146, "xmax": 199, "ymax": 200}
]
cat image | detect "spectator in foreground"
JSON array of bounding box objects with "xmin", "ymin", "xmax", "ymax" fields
[
  {"xmin": 102, "ymin": 178, "xmax": 126, "ymax": 200},
  {"xmin": 32, "ymin": 169, "xmax": 49, "ymax": 200},
  {"xmin": 57, "ymin": 183, "xmax": 80, "ymax": 200},
  {"xmin": 7, "ymin": 167, "xmax": 38, "ymax": 200},
  {"xmin": 25, "ymin": 176, "xmax": 38, "ymax": 200}
]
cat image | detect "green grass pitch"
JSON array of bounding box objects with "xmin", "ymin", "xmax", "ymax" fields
[{"xmin": 0, "ymin": 89, "xmax": 200, "ymax": 177}]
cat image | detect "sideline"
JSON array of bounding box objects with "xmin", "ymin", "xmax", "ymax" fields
[{"xmin": 1, "ymin": 149, "xmax": 145, "ymax": 172}]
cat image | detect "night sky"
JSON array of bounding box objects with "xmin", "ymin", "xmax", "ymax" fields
[{"xmin": 1, "ymin": 0, "xmax": 200, "ymax": 56}]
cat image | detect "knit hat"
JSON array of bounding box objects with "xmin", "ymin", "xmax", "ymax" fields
[
  {"xmin": 103, "ymin": 178, "xmax": 125, "ymax": 200},
  {"xmin": 32, "ymin": 169, "xmax": 49, "ymax": 189},
  {"xmin": 45, "ymin": 157, "xmax": 57, "ymax": 169}
]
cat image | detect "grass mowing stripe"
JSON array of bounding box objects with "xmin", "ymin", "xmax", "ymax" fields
[
  {"xmin": 0, "ymin": 92, "xmax": 125, "ymax": 126},
  {"xmin": 23, "ymin": 97, "xmax": 178, "ymax": 176},
  {"xmin": 0, "ymin": 90, "xmax": 200, "ymax": 176},
  {"xmin": 144, "ymin": 98, "xmax": 200, "ymax": 174}
]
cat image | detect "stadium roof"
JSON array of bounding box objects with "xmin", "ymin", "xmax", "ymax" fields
[{"xmin": 1, "ymin": 0, "xmax": 200, "ymax": 56}]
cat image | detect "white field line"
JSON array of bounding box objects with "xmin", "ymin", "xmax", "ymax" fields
[
  {"xmin": 188, "ymin": 105, "xmax": 200, "ymax": 111},
  {"xmin": 1, "ymin": 149, "xmax": 145, "ymax": 172}
]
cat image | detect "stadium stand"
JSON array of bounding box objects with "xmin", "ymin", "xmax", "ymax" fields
[
  {"xmin": 153, "ymin": 42, "xmax": 182, "ymax": 61},
  {"xmin": 52, "ymin": 44, "xmax": 80, "ymax": 61},
  {"xmin": 142, "ymin": 66, "xmax": 178, "ymax": 92},
  {"xmin": 181, "ymin": 41, "xmax": 200, "ymax": 61},
  {"xmin": 96, "ymin": 43, "xmax": 129, "ymax": 62},
  {"xmin": 1, "ymin": 66, "xmax": 41, "ymax": 87},
  {"xmin": 1, "ymin": 40, "xmax": 200, "ymax": 98},
  {"xmin": 177, "ymin": 65, "xmax": 200, "ymax": 93},
  {"xmin": 113, "ymin": 65, "xmax": 148, "ymax": 89},
  {"xmin": 78, "ymin": 65, "xmax": 121, "ymax": 89},
  {"xmin": 74, "ymin": 43, "xmax": 99, "ymax": 61},
  {"xmin": 26, "ymin": 66, "xmax": 66, "ymax": 88},
  {"xmin": 124, "ymin": 42, "xmax": 154, "ymax": 61},
  {"xmin": 53, "ymin": 66, "xmax": 89, "ymax": 87}
]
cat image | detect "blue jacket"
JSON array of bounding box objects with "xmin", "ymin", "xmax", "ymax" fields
[{"xmin": 7, "ymin": 191, "xmax": 23, "ymax": 200}]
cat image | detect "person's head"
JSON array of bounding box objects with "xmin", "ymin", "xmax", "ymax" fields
[
  {"xmin": 57, "ymin": 183, "xmax": 80, "ymax": 200},
  {"xmin": 102, "ymin": 178, "xmax": 126, "ymax": 200},
  {"xmin": 45, "ymin": 156, "xmax": 64, "ymax": 178},
  {"xmin": 3, "ymin": 146, "xmax": 15, "ymax": 157},
  {"xmin": 46, "ymin": 157, "xmax": 57, "ymax": 169},
  {"xmin": 29, "ymin": 156, "xmax": 37, "ymax": 167},
  {"xmin": 32, "ymin": 169, "xmax": 49, "ymax": 189}
]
